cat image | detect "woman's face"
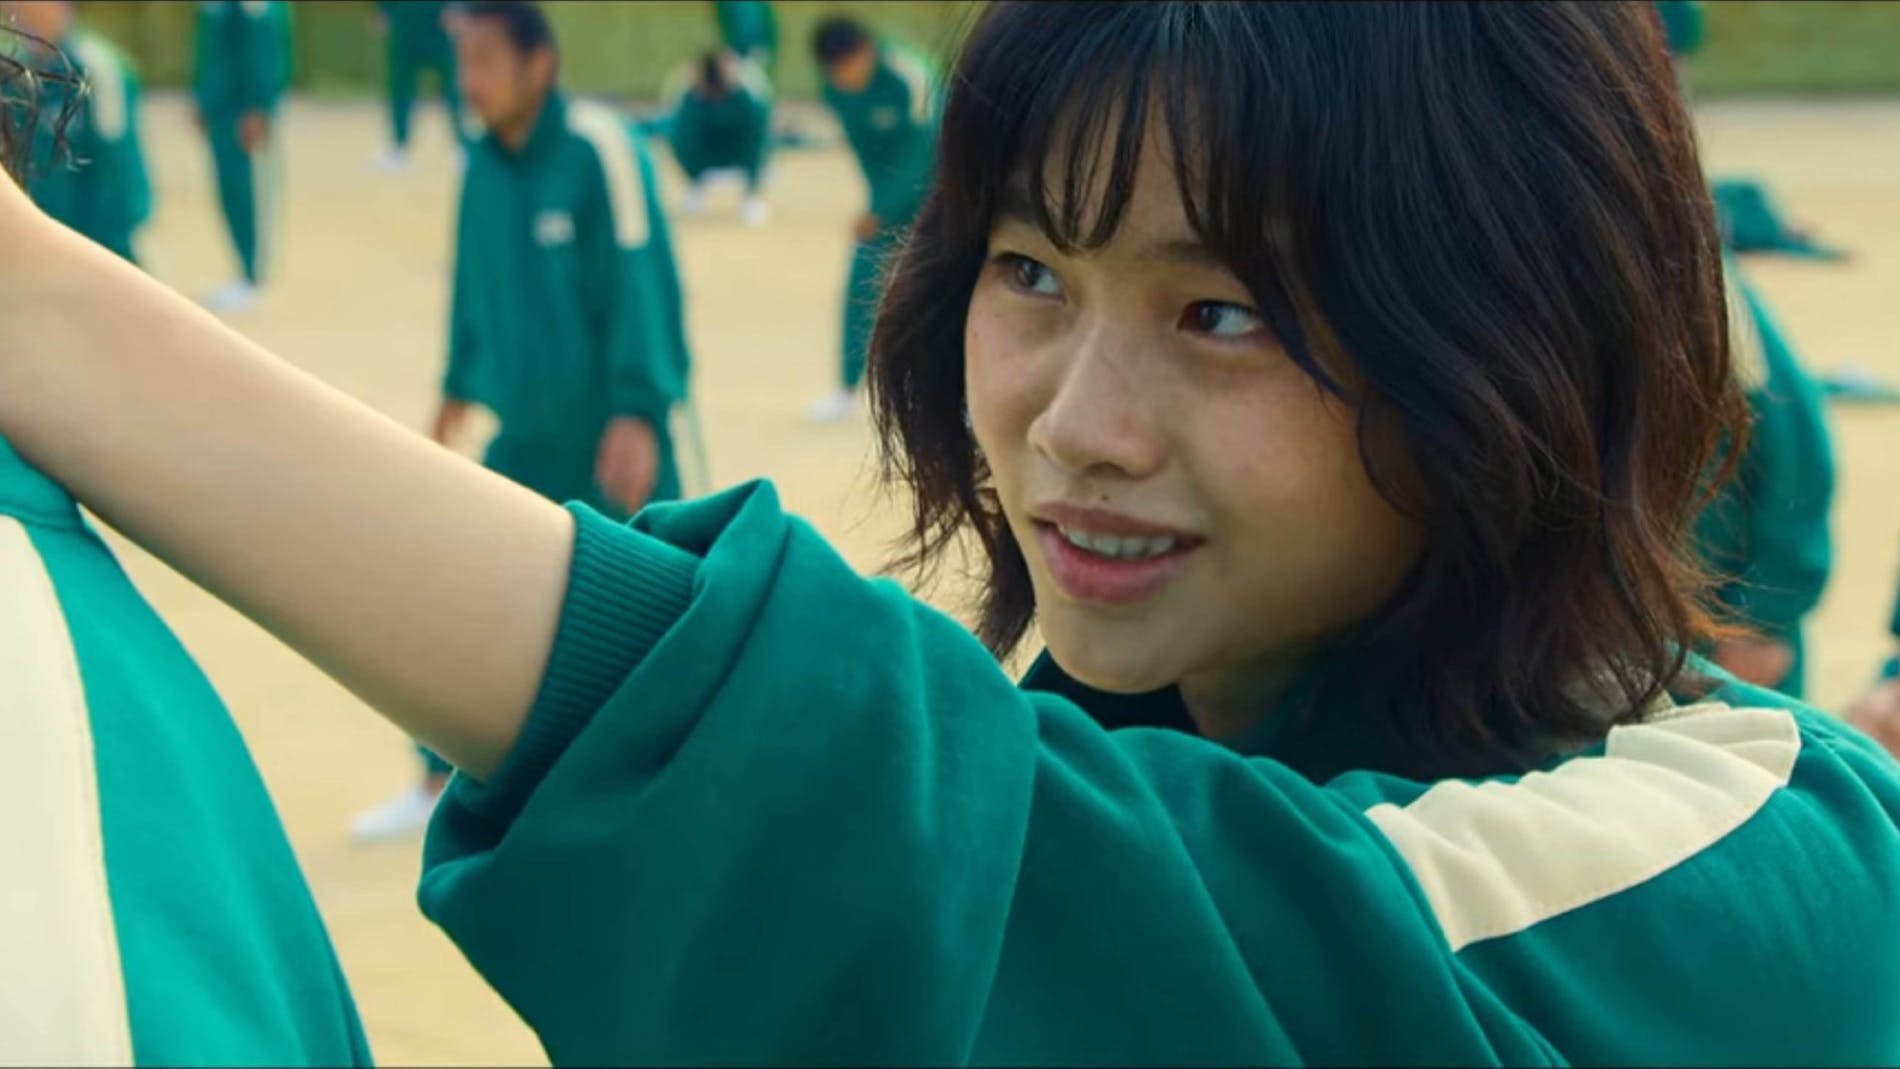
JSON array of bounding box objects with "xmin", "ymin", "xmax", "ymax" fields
[{"xmin": 964, "ymin": 131, "xmax": 1424, "ymax": 719}]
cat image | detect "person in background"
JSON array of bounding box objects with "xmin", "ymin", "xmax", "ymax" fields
[
  {"xmin": 353, "ymin": 0, "xmax": 693, "ymax": 841},
  {"xmin": 807, "ymin": 14, "xmax": 936, "ymax": 423},
  {"xmin": 0, "ymin": 29, "xmax": 368, "ymax": 1066},
  {"xmin": 0, "ymin": 0, "xmax": 149, "ymax": 263},
  {"xmin": 664, "ymin": 49, "xmax": 771, "ymax": 225},
  {"xmin": 193, "ymin": 0, "xmax": 292, "ymax": 314},
  {"xmin": 712, "ymin": 0, "xmax": 775, "ymax": 77},
  {"xmin": 1694, "ymin": 259, "xmax": 1834, "ymax": 699},
  {"xmin": 373, "ymin": 0, "xmax": 470, "ymax": 172}
]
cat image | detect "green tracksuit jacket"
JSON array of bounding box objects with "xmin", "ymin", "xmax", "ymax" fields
[
  {"xmin": 20, "ymin": 28, "xmax": 151, "ymax": 263},
  {"xmin": 0, "ymin": 434, "xmax": 369, "ymax": 1066},
  {"xmin": 193, "ymin": 0, "xmax": 291, "ymax": 285},
  {"xmin": 377, "ymin": 0, "xmax": 465, "ymax": 149},
  {"xmin": 1695, "ymin": 262, "xmax": 1835, "ymax": 697},
  {"xmin": 443, "ymin": 91, "xmax": 690, "ymax": 515},
  {"xmin": 419, "ymin": 481, "xmax": 1900, "ymax": 1064},
  {"xmin": 821, "ymin": 42, "xmax": 938, "ymax": 389}
]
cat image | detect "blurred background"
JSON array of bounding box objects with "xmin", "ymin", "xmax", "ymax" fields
[
  {"xmin": 14, "ymin": 0, "xmax": 1900, "ymax": 1064},
  {"xmin": 71, "ymin": 0, "xmax": 1900, "ymax": 100}
]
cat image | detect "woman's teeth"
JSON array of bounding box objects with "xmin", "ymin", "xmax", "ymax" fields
[{"xmin": 1057, "ymin": 526, "xmax": 1179, "ymax": 561}]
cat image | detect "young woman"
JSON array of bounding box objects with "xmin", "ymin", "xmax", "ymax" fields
[{"xmin": 1, "ymin": 3, "xmax": 1897, "ymax": 1064}]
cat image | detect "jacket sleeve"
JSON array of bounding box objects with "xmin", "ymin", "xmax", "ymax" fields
[
  {"xmin": 1725, "ymin": 277, "xmax": 1835, "ymax": 638},
  {"xmin": 90, "ymin": 47, "xmax": 150, "ymax": 241},
  {"xmin": 440, "ymin": 183, "xmax": 481, "ymax": 402},
  {"xmin": 576, "ymin": 118, "xmax": 684, "ymax": 426},
  {"xmin": 417, "ymin": 483, "xmax": 1535, "ymax": 1066}
]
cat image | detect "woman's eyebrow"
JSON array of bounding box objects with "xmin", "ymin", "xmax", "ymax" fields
[{"xmin": 1140, "ymin": 236, "xmax": 1226, "ymax": 268}]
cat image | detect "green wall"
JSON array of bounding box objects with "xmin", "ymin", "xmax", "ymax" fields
[
  {"xmin": 78, "ymin": 1, "xmax": 980, "ymax": 100},
  {"xmin": 71, "ymin": 1, "xmax": 1900, "ymax": 99}
]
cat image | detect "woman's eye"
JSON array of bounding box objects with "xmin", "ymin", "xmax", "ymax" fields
[
  {"xmin": 997, "ymin": 254, "xmax": 1063, "ymax": 298},
  {"xmin": 1182, "ymin": 300, "xmax": 1268, "ymax": 339}
]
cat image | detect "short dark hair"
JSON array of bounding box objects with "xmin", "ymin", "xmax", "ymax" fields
[
  {"xmin": 460, "ymin": 0, "xmax": 555, "ymax": 57},
  {"xmin": 697, "ymin": 50, "xmax": 730, "ymax": 95},
  {"xmin": 870, "ymin": 1, "xmax": 1747, "ymax": 778},
  {"xmin": 811, "ymin": 15, "xmax": 871, "ymax": 68}
]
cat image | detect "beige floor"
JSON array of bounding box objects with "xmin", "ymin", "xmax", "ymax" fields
[{"xmin": 102, "ymin": 94, "xmax": 1900, "ymax": 1064}]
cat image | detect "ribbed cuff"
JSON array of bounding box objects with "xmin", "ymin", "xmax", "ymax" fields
[{"xmin": 456, "ymin": 502, "xmax": 700, "ymax": 827}]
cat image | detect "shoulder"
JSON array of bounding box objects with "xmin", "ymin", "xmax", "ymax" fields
[
  {"xmin": 1352, "ymin": 696, "xmax": 1900, "ymax": 952},
  {"xmin": 66, "ymin": 30, "xmax": 125, "ymax": 77},
  {"xmin": 882, "ymin": 43, "xmax": 935, "ymax": 92},
  {"xmin": 67, "ymin": 31, "xmax": 135, "ymax": 138},
  {"xmin": 561, "ymin": 99, "xmax": 653, "ymax": 248},
  {"xmin": 881, "ymin": 43, "xmax": 937, "ymax": 123}
]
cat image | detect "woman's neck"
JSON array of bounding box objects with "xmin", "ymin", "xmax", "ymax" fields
[{"xmin": 1176, "ymin": 652, "xmax": 1313, "ymax": 743}]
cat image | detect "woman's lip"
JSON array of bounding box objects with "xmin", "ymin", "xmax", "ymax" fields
[
  {"xmin": 1034, "ymin": 522, "xmax": 1199, "ymax": 607},
  {"xmin": 1031, "ymin": 502, "xmax": 1202, "ymax": 541}
]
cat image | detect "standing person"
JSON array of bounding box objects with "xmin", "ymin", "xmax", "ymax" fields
[
  {"xmin": 1, "ymin": 0, "xmax": 149, "ymax": 263},
  {"xmin": 7, "ymin": 3, "xmax": 1900, "ymax": 1064},
  {"xmin": 665, "ymin": 49, "xmax": 771, "ymax": 224},
  {"xmin": 0, "ymin": 33, "xmax": 368, "ymax": 1066},
  {"xmin": 193, "ymin": 0, "xmax": 291, "ymax": 314},
  {"xmin": 712, "ymin": 0, "xmax": 775, "ymax": 75},
  {"xmin": 352, "ymin": 0, "xmax": 692, "ymax": 842},
  {"xmin": 1695, "ymin": 259, "xmax": 1835, "ymax": 699},
  {"xmin": 373, "ymin": 0, "xmax": 468, "ymax": 172},
  {"xmin": 807, "ymin": 14, "xmax": 937, "ymax": 423}
]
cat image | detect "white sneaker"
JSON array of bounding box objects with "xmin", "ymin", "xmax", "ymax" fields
[
  {"xmin": 805, "ymin": 388, "xmax": 856, "ymax": 424},
  {"xmin": 679, "ymin": 183, "xmax": 709, "ymax": 217},
  {"xmin": 371, "ymin": 146, "xmax": 411, "ymax": 173},
  {"xmin": 201, "ymin": 280, "xmax": 259, "ymax": 315},
  {"xmin": 738, "ymin": 195, "xmax": 770, "ymax": 227},
  {"xmin": 350, "ymin": 783, "xmax": 444, "ymax": 843}
]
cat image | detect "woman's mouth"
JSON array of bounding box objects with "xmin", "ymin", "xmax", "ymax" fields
[{"xmin": 1032, "ymin": 511, "xmax": 1202, "ymax": 606}]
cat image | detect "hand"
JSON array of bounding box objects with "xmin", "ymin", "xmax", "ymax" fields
[
  {"xmin": 431, "ymin": 398, "xmax": 471, "ymax": 446},
  {"xmin": 193, "ymin": 107, "xmax": 207, "ymax": 133},
  {"xmin": 595, "ymin": 415, "xmax": 659, "ymax": 511},
  {"xmin": 239, "ymin": 111, "xmax": 270, "ymax": 154},
  {"xmin": 1712, "ymin": 635, "xmax": 1796, "ymax": 689},
  {"xmin": 1845, "ymin": 678, "xmax": 1900, "ymax": 758},
  {"xmin": 853, "ymin": 212, "xmax": 882, "ymax": 242}
]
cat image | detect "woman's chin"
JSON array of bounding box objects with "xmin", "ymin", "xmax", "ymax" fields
[{"xmin": 1044, "ymin": 636, "xmax": 1181, "ymax": 696}]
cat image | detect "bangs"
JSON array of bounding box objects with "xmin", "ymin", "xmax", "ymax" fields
[{"xmin": 938, "ymin": 1, "xmax": 1336, "ymax": 387}]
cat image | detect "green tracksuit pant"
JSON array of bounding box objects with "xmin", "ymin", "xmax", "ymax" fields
[
  {"xmin": 205, "ymin": 111, "xmax": 279, "ymax": 285},
  {"xmin": 841, "ymin": 228, "xmax": 899, "ymax": 390},
  {"xmin": 388, "ymin": 34, "xmax": 463, "ymax": 149}
]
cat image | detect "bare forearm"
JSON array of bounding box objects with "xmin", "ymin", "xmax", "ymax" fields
[{"xmin": 0, "ymin": 207, "xmax": 568, "ymax": 778}]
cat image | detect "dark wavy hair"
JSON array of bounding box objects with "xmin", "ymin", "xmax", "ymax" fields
[
  {"xmin": 870, "ymin": 1, "xmax": 1747, "ymax": 777},
  {"xmin": 0, "ymin": 23, "xmax": 81, "ymax": 182}
]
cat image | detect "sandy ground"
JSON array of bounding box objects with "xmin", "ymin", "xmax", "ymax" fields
[{"xmin": 97, "ymin": 93, "xmax": 1900, "ymax": 1064}]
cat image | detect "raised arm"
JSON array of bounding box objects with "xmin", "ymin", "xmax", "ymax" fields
[{"xmin": 0, "ymin": 178, "xmax": 570, "ymax": 779}]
